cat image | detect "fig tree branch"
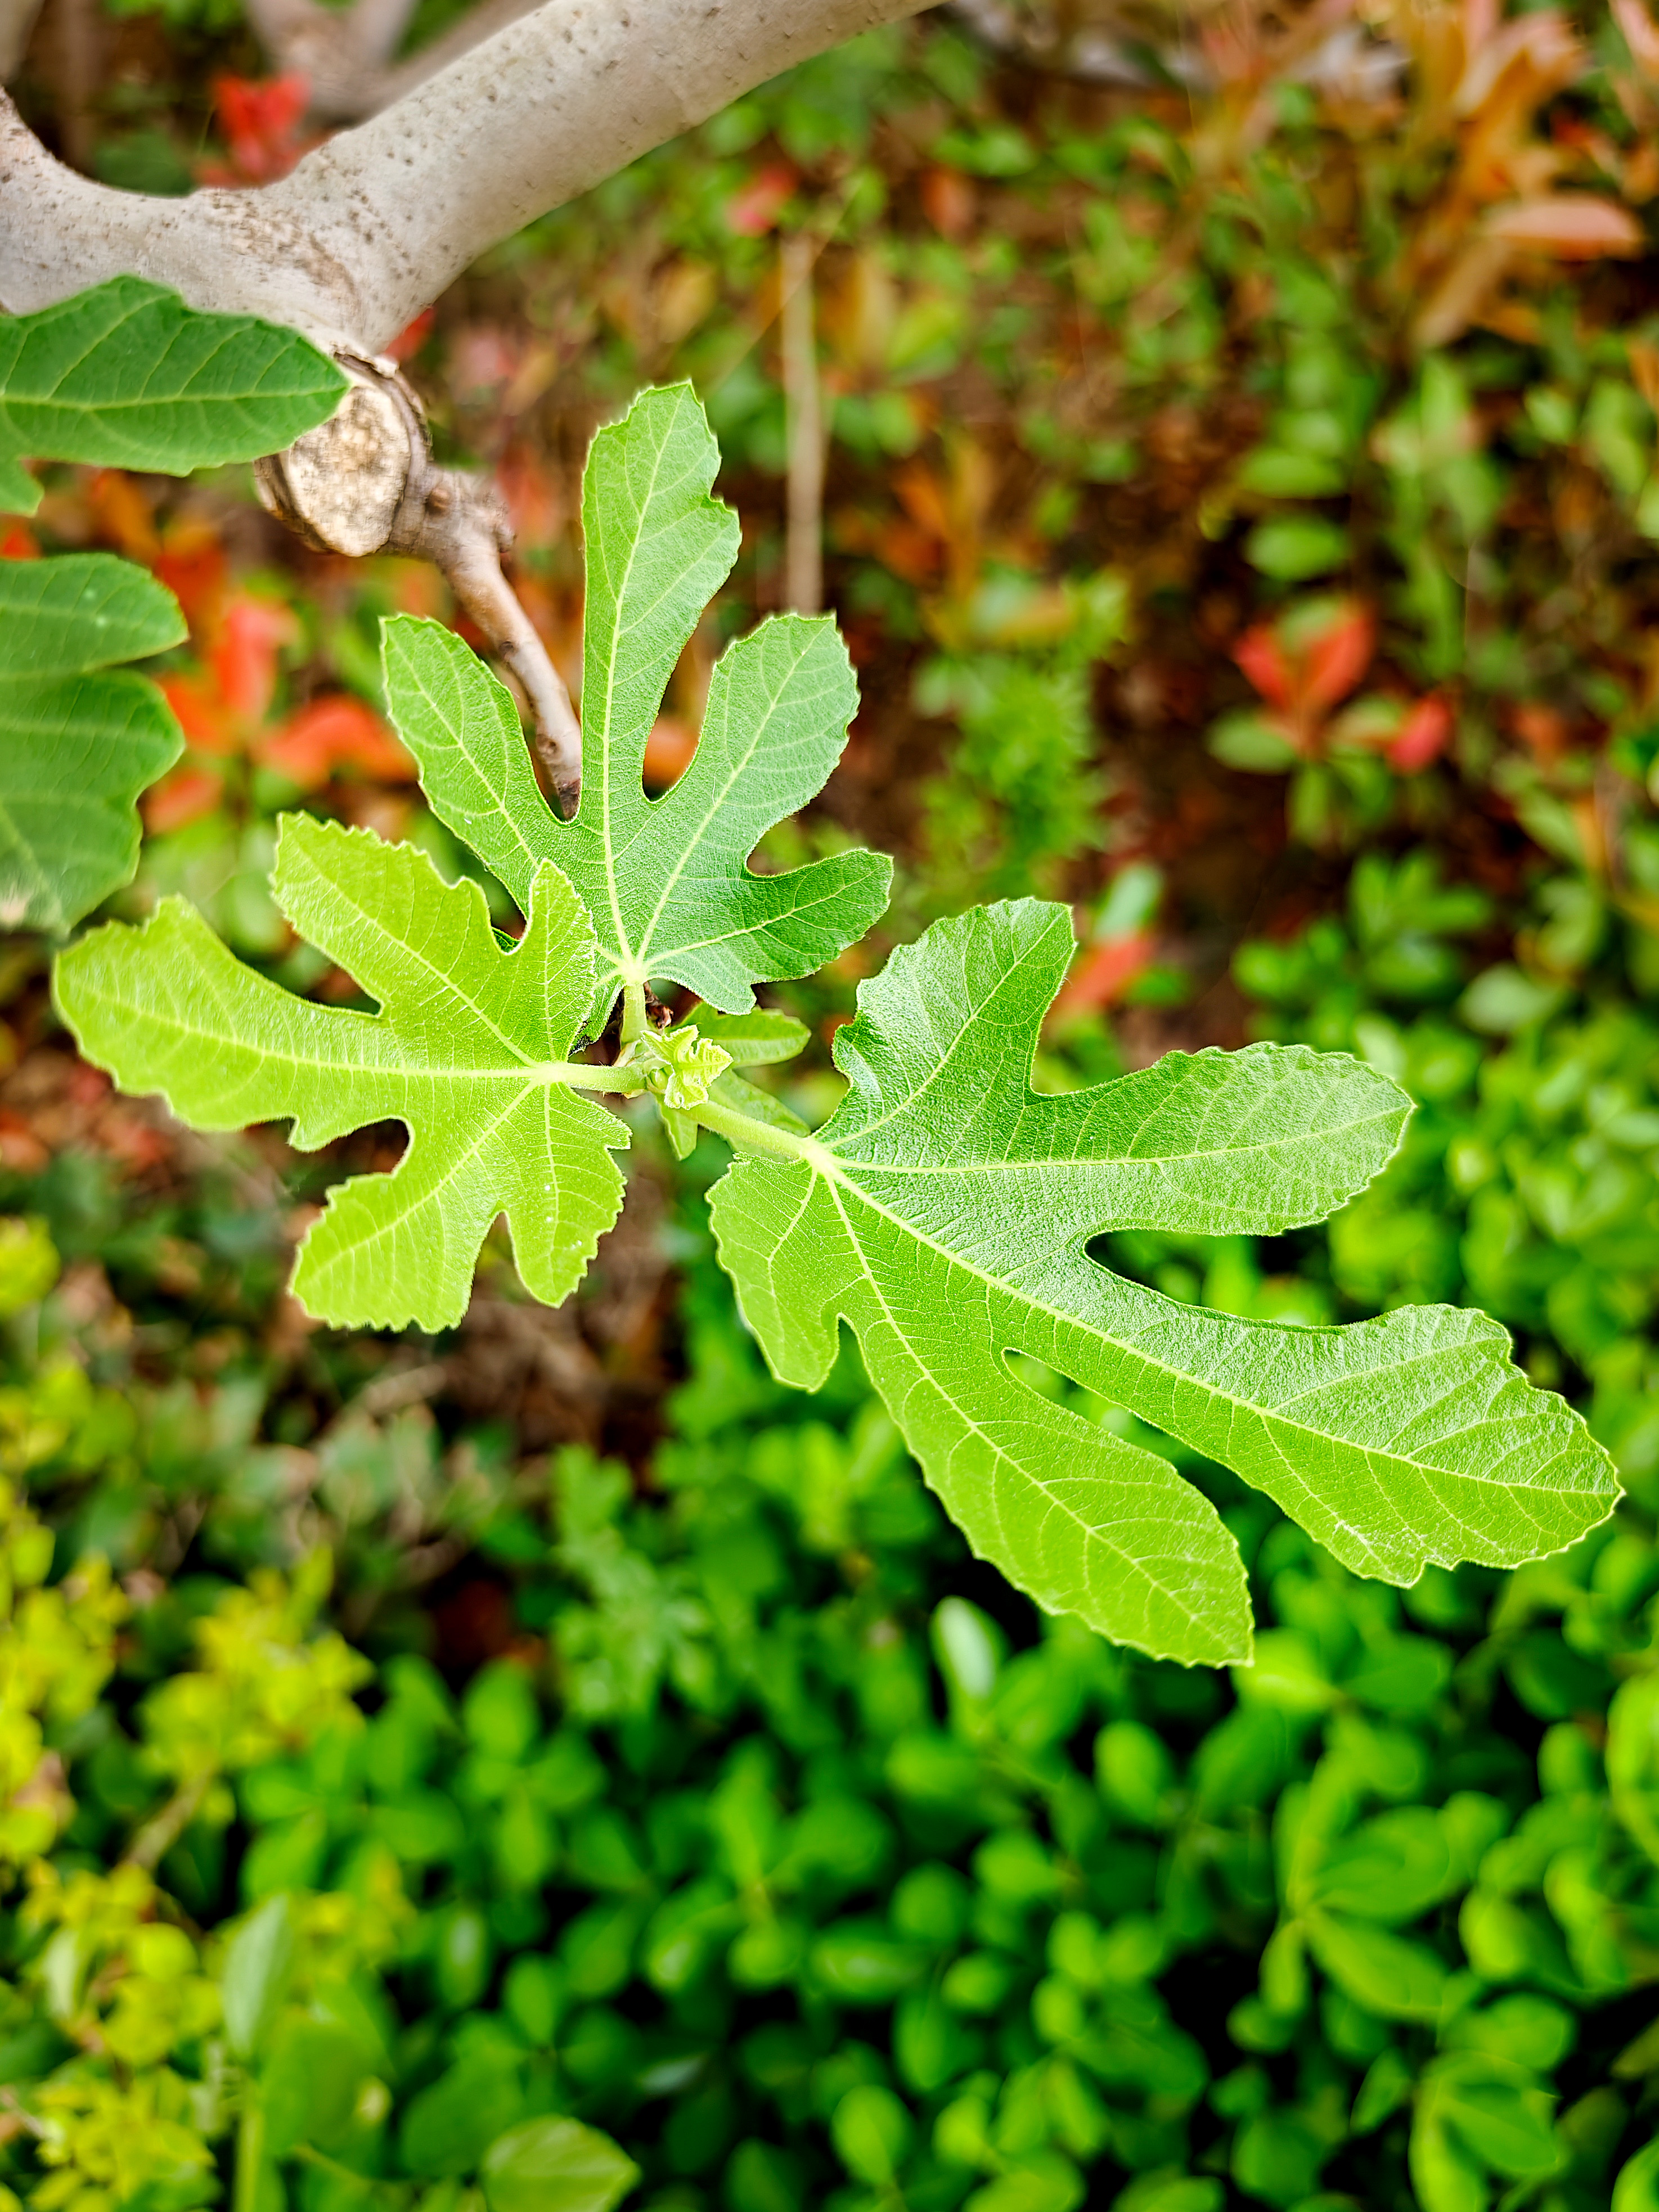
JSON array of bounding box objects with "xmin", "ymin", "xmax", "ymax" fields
[
  {"xmin": 247, "ymin": 0, "xmax": 548, "ymax": 120},
  {"xmin": 241, "ymin": 0, "xmax": 422, "ymax": 118},
  {"xmin": 1, "ymin": 0, "xmax": 932, "ymax": 354}
]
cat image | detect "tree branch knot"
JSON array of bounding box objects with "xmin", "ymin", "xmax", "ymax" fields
[{"xmin": 255, "ymin": 353, "xmax": 583, "ymax": 813}]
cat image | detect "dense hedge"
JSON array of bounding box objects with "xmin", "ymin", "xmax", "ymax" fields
[{"xmin": 5, "ymin": 943, "xmax": 1659, "ymax": 2212}]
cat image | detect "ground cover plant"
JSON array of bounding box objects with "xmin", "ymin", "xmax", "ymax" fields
[{"xmin": 8, "ymin": 4, "xmax": 1659, "ymax": 2211}]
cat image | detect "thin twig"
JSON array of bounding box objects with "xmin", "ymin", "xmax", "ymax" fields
[
  {"xmin": 255, "ymin": 358, "xmax": 582, "ymax": 812},
  {"xmin": 781, "ymin": 233, "xmax": 824, "ymax": 616},
  {"xmin": 125, "ymin": 1774, "xmax": 208, "ymax": 1871}
]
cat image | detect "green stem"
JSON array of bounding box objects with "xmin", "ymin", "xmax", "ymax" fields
[
  {"xmin": 290, "ymin": 2146, "xmax": 404, "ymax": 2199},
  {"xmin": 619, "ymin": 980, "xmax": 649, "ymax": 1048},
  {"xmin": 551, "ymin": 1060, "xmax": 650, "ymax": 1094},
  {"xmin": 125, "ymin": 1772, "xmax": 208, "ymax": 1871},
  {"xmin": 686, "ymin": 1093, "xmax": 821, "ymax": 1166},
  {"xmin": 233, "ymin": 2095, "xmax": 264, "ymax": 2212}
]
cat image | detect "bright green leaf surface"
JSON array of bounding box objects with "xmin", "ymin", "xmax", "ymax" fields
[
  {"xmin": 0, "ymin": 553, "xmax": 185, "ymax": 677},
  {"xmin": 0, "ymin": 555, "xmax": 185, "ymax": 931},
  {"xmin": 710, "ymin": 899, "xmax": 1619, "ymax": 1663},
  {"xmin": 1305, "ymin": 1913, "xmax": 1449, "ymax": 2020},
  {"xmin": 220, "ymin": 1893, "xmax": 293, "ymax": 2058},
  {"xmin": 381, "ymin": 385, "xmax": 890, "ymax": 1026},
  {"xmin": 0, "ymin": 278, "xmax": 347, "ymax": 516},
  {"xmin": 687, "ymin": 1005, "xmax": 810, "ymax": 1064},
  {"xmin": 482, "ymin": 2116, "xmax": 640, "ymax": 2212},
  {"xmin": 53, "ymin": 815, "xmax": 628, "ymax": 1331}
]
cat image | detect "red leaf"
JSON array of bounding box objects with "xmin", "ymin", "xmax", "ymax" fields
[
  {"xmin": 159, "ymin": 674, "xmax": 237, "ymax": 756},
  {"xmin": 0, "ymin": 524, "xmax": 38, "ymax": 560},
  {"xmin": 1235, "ymin": 598, "xmax": 1375, "ymax": 731},
  {"xmin": 1389, "ymin": 695, "xmax": 1454, "ymax": 773},
  {"xmin": 1513, "ymin": 701, "xmax": 1568, "ymax": 762},
  {"xmin": 1052, "ymin": 932, "xmax": 1157, "ymax": 1019},
  {"xmin": 212, "ymin": 598, "xmax": 298, "ymax": 728},
  {"xmin": 211, "ymin": 73, "xmax": 311, "ymax": 183},
  {"xmin": 727, "ymin": 163, "xmax": 797, "ymax": 237},
  {"xmin": 152, "ymin": 530, "xmax": 228, "ymax": 640},
  {"xmin": 144, "ymin": 763, "xmax": 225, "ymax": 834},
  {"xmin": 1302, "ymin": 604, "xmax": 1376, "ymax": 715},
  {"xmin": 388, "ymin": 308, "xmax": 436, "ymax": 363},
  {"xmin": 88, "ymin": 470, "xmax": 158, "ymax": 562},
  {"xmin": 259, "ymin": 697, "xmax": 413, "ymax": 791},
  {"xmin": 1233, "ymin": 625, "xmax": 1295, "ymax": 711},
  {"xmin": 920, "ymin": 166, "xmax": 976, "ymax": 240}
]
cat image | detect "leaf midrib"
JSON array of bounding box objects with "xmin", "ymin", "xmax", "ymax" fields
[
  {"xmin": 3, "ymin": 307, "xmax": 287, "ymax": 422},
  {"xmin": 808, "ymin": 1156, "xmax": 1582, "ymax": 1552},
  {"xmin": 828, "ymin": 1099, "xmax": 1404, "ymax": 1181},
  {"xmin": 821, "ymin": 1173, "xmax": 1220, "ymax": 1641},
  {"xmin": 594, "ymin": 427, "xmax": 680, "ymax": 979},
  {"xmin": 589, "ymin": 850, "xmax": 878, "ymax": 984},
  {"xmin": 632, "ymin": 631, "xmax": 808, "ymax": 971},
  {"xmin": 68, "ymin": 960, "xmax": 595, "ymax": 1093}
]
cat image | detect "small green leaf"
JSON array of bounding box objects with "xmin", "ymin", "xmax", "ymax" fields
[
  {"xmin": 1305, "ymin": 1914, "xmax": 1449, "ymax": 2021},
  {"xmin": 1302, "ymin": 1808, "xmax": 1454, "ymax": 1922},
  {"xmin": 401, "ymin": 2055, "xmax": 527, "ymax": 2179},
  {"xmin": 1245, "ymin": 516, "xmax": 1351, "ymax": 580},
  {"xmin": 262, "ymin": 2019, "xmax": 377, "ymax": 2156},
  {"xmin": 831, "ymin": 2084, "xmax": 913, "ymax": 2188},
  {"xmin": 1615, "ymin": 2136, "xmax": 1659, "ymax": 2212},
  {"xmin": 1352, "ymin": 2048, "xmax": 1415, "ymax": 2134},
  {"xmin": 655, "ymin": 1023, "xmax": 731, "ymax": 1111},
  {"xmin": 380, "ymin": 385, "xmax": 890, "ymax": 1029},
  {"xmin": 53, "ymin": 816, "xmax": 628, "ymax": 1331},
  {"xmin": 1207, "ymin": 710, "xmax": 1300, "ymax": 774},
  {"xmin": 811, "ymin": 1920, "xmax": 930, "ymax": 2003},
  {"xmin": 481, "ymin": 2115, "xmax": 639, "ymax": 2212},
  {"xmin": 711, "ymin": 899, "xmax": 1619, "ymax": 1663},
  {"xmin": 686, "ymin": 1006, "xmax": 810, "ymax": 1065},
  {"xmin": 1420, "ymin": 2055, "xmax": 1562, "ymax": 2182},
  {"xmin": 0, "ymin": 1217, "xmax": 59, "ymax": 1316},
  {"xmin": 221, "ymin": 1893, "xmax": 294, "ymax": 2058},
  {"xmin": 0, "ymin": 555, "xmax": 185, "ymax": 932},
  {"xmin": 0, "ymin": 278, "xmax": 347, "ymax": 516}
]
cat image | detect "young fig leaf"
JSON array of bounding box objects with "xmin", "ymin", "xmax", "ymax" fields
[
  {"xmin": 0, "ymin": 553, "xmax": 185, "ymax": 931},
  {"xmin": 709, "ymin": 899, "xmax": 1620, "ymax": 1664},
  {"xmin": 54, "ymin": 816, "xmax": 628, "ymax": 1331},
  {"xmin": 380, "ymin": 384, "xmax": 891, "ymax": 1028},
  {"xmin": 685, "ymin": 1006, "xmax": 810, "ymax": 1065},
  {"xmin": 0, "ymin": 278, "xmax": 348, "ymax": 517}
]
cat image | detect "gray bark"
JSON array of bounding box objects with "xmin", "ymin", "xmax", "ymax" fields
[{"xmin": 1, "ymin": 0, "xmax": 931, "ymax": 354}]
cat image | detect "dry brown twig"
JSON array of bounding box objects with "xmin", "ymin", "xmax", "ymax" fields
[
  {"xmin": 254, "ymin": 357, "xmax": 583, "ymax": 806},
  {"xmin": 947, "ymin": 0, "xmax": 1404, "ymax": 96},
  {"xmin": 781, "ymin": 235, "xmax": 825, "ymax": 616}
]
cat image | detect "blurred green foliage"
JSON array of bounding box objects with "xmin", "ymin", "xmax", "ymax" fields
[{"xmin": 0, "ymin": 1178, "xmax": 1657, "ymax": 2212}]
